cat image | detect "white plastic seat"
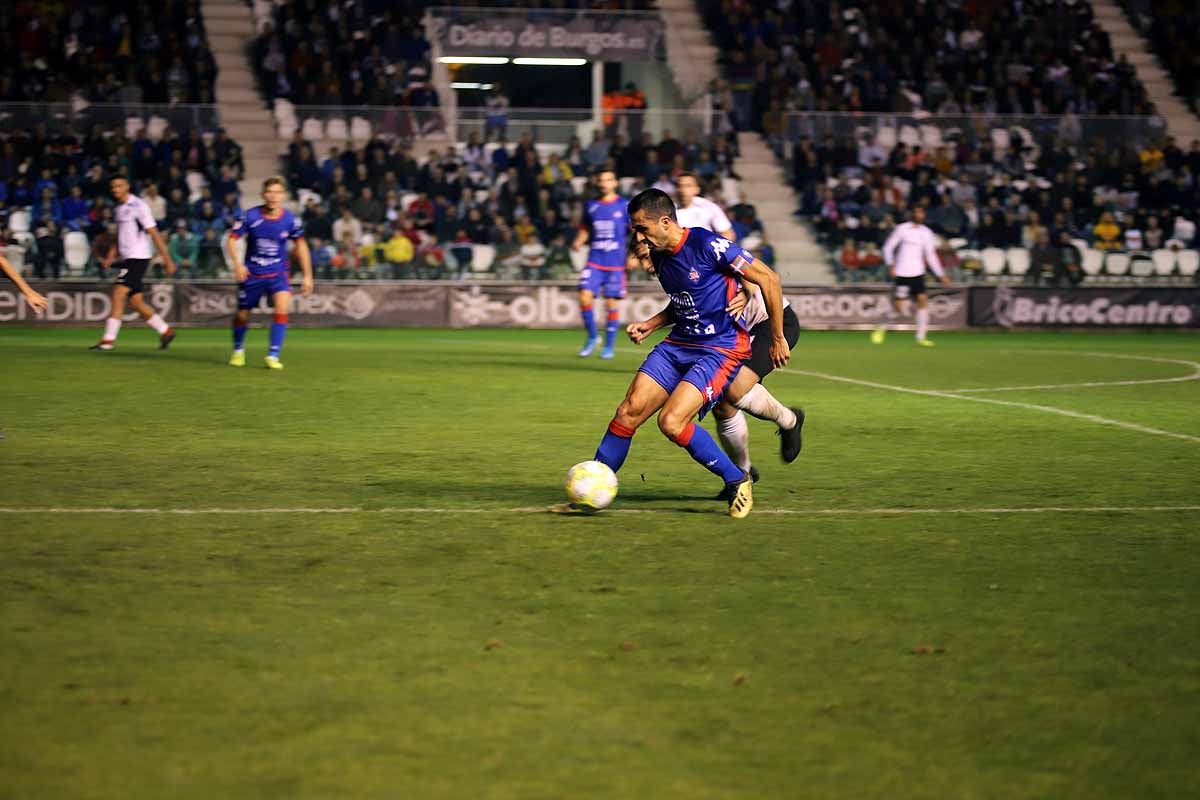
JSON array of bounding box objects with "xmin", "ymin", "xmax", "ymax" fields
[
  {"xmin": 64, "ymin": 231, "xmax": 90, "ymax": 275},
  {"xmin": 1176, "ymin": 249, "xmax": 1198, "ymax": 278},
  {"xmin": 185, "ymin": 171, "xmax": 207, "ymax": 203},
  {"xmin": 301, "ymin": 118, "xmax": 324, "ymax": 142},
  {"xmin": 297, "ymin": 188, "xmax": 322, "ymax": 208},
  {"xmin": 948, "ymin": 237, "xmax": 968, "ymax": 250},
  {"xmin": 1151, "ymin": 249, "xmax": 1176, "ymax": 277},
  {"xmin": 920, "ymin": 124, "xmax": 942, "ymax": 149},
  {"xmin": 325, "ymin": 118, "xmax": 348, "ymax": 142},
  {"xmin": 874, "ymin": 126, "xmax": 896, "ymax": 150},
  {"xmin": 350, "ymin": 116, "xmax": 372, "ymax": 143},
  {"xmin": 618, "ymin": 177, "xmax": 638, "ymax": 196},
  {"xmin": 471, "ymin": 244, "xmax": 496, "ymax": 275},
  {"xmin": 1081, "ymin": 248, "xmax": 1104, "ymax": 277},
  {"xmin": 1, "ymin": 244, "xmax": 25, "ymax": 273},
  {"xmin": 8, "ymin": 209, "xmax": 30, "ymax": 234},
  {"xmin": 898, "ymin": 125, "xmax": 920, "ymax": 148},
  {"xmin": 981, "ymin": 247, "xmax": 1006, "ymax": 279},
  {"xmin": 1104, "ymin": 252, "xmax": 1130, "ymax": 278},
  {"xmin": 126, "ymin": 116, "xmax": 144, "ymax": 139},
  {"xmin": 570, "ymin": 176, "xmax": 589, "ymax": 197},
  {"xmin": 1005, "ymin": 247, "xmax": 1030, "ymax": 278},
  {"xmin": 1128, "ymin": 254, "xmax": 1154, "ymax": 278},
  {"xmin": 990, "ymin": 127, "xmax": 1010, "ymax": 153},
  {"xmin": 146, "ymin": 116, "xmax": 168, "ymax": 141}
]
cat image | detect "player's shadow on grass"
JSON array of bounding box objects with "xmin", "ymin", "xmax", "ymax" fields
[{"xmin": 87, "ymin": 350, "xmax": 225, "ymax": 365}]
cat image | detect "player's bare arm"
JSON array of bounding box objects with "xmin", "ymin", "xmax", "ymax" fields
[
  {"xmin": 739, "ymin": 259, "xmax": 789, "ymax": 368},
  {"xmin": 149, "ymin": 227, "xmax": 176, "ymax": 275},
  {"xmin": 226, "ymin": 235, "xmax": 248, "ymax": 283},
  {"xmin": 1, "ymin": 254, "xmax": 48, "ymax": 314},
  {"xmin": 627, "ymin": 304, "xmax": 674, "ymax": 344},
  {"xmin": 294, "ymin": 237, "xmax": 314, "ymax": 296}
]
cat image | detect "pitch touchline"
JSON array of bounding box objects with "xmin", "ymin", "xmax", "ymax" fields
[
  {"xmin": 0, "ymin": 506, "xmax": 1198, "ymax": 515},
  {"xmin": 939, "ymin": 350, "xmax": 1200, "ymax": 393}
]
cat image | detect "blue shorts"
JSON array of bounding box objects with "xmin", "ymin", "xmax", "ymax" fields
[
  {"xmin": 238, "ymin": 272, "xmax": 291, "ymax": 310},
  {"xmin": 578, "ymin": 265, "xmax": 626, "ymax": 299},
  {"xmin": 638, "ymin": 340, "xmax": 745, "ymax": 418}
]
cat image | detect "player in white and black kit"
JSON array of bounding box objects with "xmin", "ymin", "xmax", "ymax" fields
[
  {"xmin": 872, "ymin": 206, "xmax": 951, "ymax": 347},
  {"xmin": 667, "ymin": 173, "xmax": 805, "ymax": 498},
  {"xmin": 90, "ymin": 176, "xmax": 177, "ymax": 351},
  {"xmin": 674, "ymin": 172, "xmax": 736, "ymax": 241}
]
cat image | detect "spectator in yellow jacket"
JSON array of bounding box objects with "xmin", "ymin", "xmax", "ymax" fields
[
  {"xmin": 1092, "ymin": 212, "xmax": 1122, "ymax": 251},
  {"xmin": 382, "ymin": 227, "xmax": 415, "ymax": 279}
]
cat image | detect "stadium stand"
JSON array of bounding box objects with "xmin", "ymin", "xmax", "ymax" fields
[
  {"xmin": 1119, "ymin": 0, "xmax": 1200, "ymax": 113},
  {"xmin": 1, "ymin": 0, "xmax": 217, "ymax": 104}
]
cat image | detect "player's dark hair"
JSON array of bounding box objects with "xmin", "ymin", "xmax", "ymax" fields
[
  {"xmin": 109, "ymin": 174, "xmax": 129, "ymax": 183},
  {"xmin": 263, "ymin": 175, "xmax": 287, "ymax": 191},
  {"xmin": 593, "ymin": 166, "xmax": 616, "ymax": 181},
  {"xmin": 628, "ymin": 188, "xmax": 677, "ymax": 223},
  {"xmin": 677, "ymin": 171, "xmax": 699, "ymax": 184}
]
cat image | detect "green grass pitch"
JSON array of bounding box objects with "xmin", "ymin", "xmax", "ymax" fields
[{"xmin": 1, "ymin": 326, "xmax": 1198, "ymax": 798}]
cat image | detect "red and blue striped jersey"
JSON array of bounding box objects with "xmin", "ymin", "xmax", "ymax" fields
[
  {"xmin": 230, "ymin": 206, "xmax": 304, "ymax": 276},
  {"xmin": 583, "ymin": 195, "xmax": 630, "ymax": 270},
  {"xmin": 651, "ymin": 227, "xmax": 753, "ymax": 356}
]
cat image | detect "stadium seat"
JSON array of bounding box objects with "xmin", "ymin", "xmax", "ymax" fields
[
  {"xmin": 1177, "ymin": 249, "xmax": 1199, "ymax": 279},
  {"xmin": 471, "ymin": 244, "xmax": 496, "ymax": 275},
  {"xmin": 63, "ymin": 231, "xmax": 90, "ymax": 275},
  {"xmin": 185, "ymin": 171, "xmax": 207, "ymax": 203},
  {"xmin": 981, "ymin": 247, "xmax": 1006, "ymax": 279},
  {"xmin": 721, "ymin": 175, "xmax": 741, "ymax": 205},
  {"xmin": 400, "ymin": 192, "xmax": 418, "ymax": 212},
  {"xmin": 1104, "ymin": 252, "xmax": 1130, "ymax": 279},
  {"xmin": 618, "ymin": 177, "xmax": 638, "ymax": 196},
  {"xmin": 1128, "ymin": 253, "xmax": 1154, "ymax": 279},
  {"xmin": 125, "ymin": 116, "xmax": 144, "ymax": 139},
  {"xmin": 8, "ymin": 209, "xmax": 30, "ymax": 234},
  {"xmin": 301, "ymin": 118, "xmax": 323, "ymax": 142},
  {"xmin": 947, "ymin": 237, "xmax": 968, "ymax": 250},
  {"xmin": 1005, "ymin": 247, "xmax": 1030, "ymax": 279},
  {"xmin": 1, "ymin": 244, "xmax": 25, "ymax": 274},
  {"xmin": 874, "ymin": 126, "xmax": 896, "ymax": 150},
  {"xmin": 570, "ymin": 176, "xmax": 589, "ymax": 197},
  {"xmin": 147, "ymin": 116, "xmax": 168, "ymax": 140},
  {"xmin": 350, "ymin": 116, "xmax": 372, "ymax": 143},
  {"xmin": 1081, "ymin": 248, "xmax": 1104, "ymax": 277},
  {"xmin": 990, "ymin": 127, "xmax": 1010, "ymax": 153},
  {"xmin": 297, "ymin": 188, "xmax": 322, "ymax": 208},
  {"xmin": 326, "ymin": 118, "xmax": 349, "ymax": 142},
  {"xmin": 919, "ymin": 125, "xmax": 942, "ymax": 149},
  {"xmin": 1151, "ymin": 249, "xmax": 1177, "ymax": 277},
  {"xmin": 898, "ymin": 125, "xmax": 920, "ymax": 148}
]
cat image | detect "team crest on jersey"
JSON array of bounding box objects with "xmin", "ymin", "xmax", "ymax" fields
[{"xmin": 688, "ymin": 268, "xmax": 700, "ymax": 283}]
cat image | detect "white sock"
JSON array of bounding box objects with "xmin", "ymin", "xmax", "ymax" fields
[
  {"xmin": 103, "ymin": 317, "xmax": 122, "ymax": 342},
  {"xmin": 735, "ymin": 384, "xmax": 798, "ymax": 430},
  {"xmin": 716, "ymin": 410, "xmax": 752, "ymax": 471},
  {"xmin": 146, "ymin": 313, "xmax": 169, "ymax": 334},
  {"xmin": 916, "ymin": 307, "xmax": 929, "ymax": 340}
]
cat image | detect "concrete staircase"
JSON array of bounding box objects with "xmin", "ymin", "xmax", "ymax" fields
[
  {"xmin": 1091, "ymin": 0, "xmax": 1200, "ymax": 144},
  {"xmin": 735, "ymin": 133, "xmax": 828, "ymax": 283},
  {"xmin": 654, "ymin": 0, "xmax": 719, "ymax": 102},
  {"xmin": 202, "ymin": 0, "xmax": 279, "ymax": 201}
]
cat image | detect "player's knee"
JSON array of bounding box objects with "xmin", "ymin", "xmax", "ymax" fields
[{"xmin": 656, "ymin": 409, "xmax": 687, "ymax": 439}]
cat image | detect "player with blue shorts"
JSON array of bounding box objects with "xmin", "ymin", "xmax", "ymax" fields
[
  {"xmin": 581, "ymin": 189, "xmax": 791, "ymax": 519},
  {"xmin": 572, "ymin": 168, "xmax": 629, "ymax": 359},
  {"xmin": 226, "ymin": 176, "xmax": 313, "ymax": 370}
]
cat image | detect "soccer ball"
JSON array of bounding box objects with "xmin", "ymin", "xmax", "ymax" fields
[{"xmin": 564, "ymin": 460, "xmax": 618, "ymax": 510}]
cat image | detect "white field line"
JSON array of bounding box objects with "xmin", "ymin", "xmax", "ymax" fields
[
  {"xmin": 938, "ymin": 350, "xmax": 1200, "ymax": 393},
  {"xmin": 0, "ymin": 506, "xmax": 1199, "ymax": 515},
  {"xmin": 777, "ymin": 367, "xmax": 1200, "ymax": 445}
]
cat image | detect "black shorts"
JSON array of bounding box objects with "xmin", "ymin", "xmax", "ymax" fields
[
  {"xmin": 893, "ymin": 274, "xmax": 927, "ymax": 299},
  {"xmin": 745, "ymin": 305, "xmax": 801, "ymax": 381},
  {"xmin": 114, "ymin": 259, "xmax": 151, "ymax": 295}
]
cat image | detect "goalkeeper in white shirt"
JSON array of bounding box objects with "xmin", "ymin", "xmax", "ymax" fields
[{"xmin": 872, "ymin": 206, "xmax": 952, "ymax": 346}]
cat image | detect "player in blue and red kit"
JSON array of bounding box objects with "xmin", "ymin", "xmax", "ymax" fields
[
  {"xmin": 225, "ymin": 176, "xmax": 313, "ymax": 369},
  {"xmin": 572, "ymin": 168, "xmax": 629, "ymax": 359},
  {"xmin": 578, "ymin": 189, "xmax": 791, "ymax": 518}
]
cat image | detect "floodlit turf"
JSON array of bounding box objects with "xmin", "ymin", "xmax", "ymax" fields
[{"xmin": 1, "ymin": 326, "xmax": 1198, "ymax": 798}]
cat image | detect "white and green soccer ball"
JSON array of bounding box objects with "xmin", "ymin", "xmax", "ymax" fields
[{"xmin": 565, "ymin": 460, "xmax": 619, "ymax": 510}]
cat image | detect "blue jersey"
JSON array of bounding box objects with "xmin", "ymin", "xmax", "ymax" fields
[
  {"xmin": 230, "ymin": 206, "xmax": 304, "ymax": 276},
  {"xmin": 651, "ymin": 227, "xmax": 754, "ymax": 356},
  {"xmin": 583, "ymin": 195, "xmax": 629, "ymax": 270}
]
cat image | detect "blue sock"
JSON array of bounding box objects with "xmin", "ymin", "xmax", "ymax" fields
[
  {"xmin": 595, "ymin": 420, "xmax": 635, "ymax": 472},
  {"xmin": 268, "ymin": 314, "xmax": 287, "ymax": 357},
  {"xmin": 603, "ymin": 309, "xmax": 619, "ymax": 350},
  {"xmin": 581, "ymin": 305, "xmax": 597, "ymax": 340},
  {"xmin": 232, "ymin": 323, "xmax": 247, "ymax": 351},
  {"xmin": 673, "ymin": 422, "xmax": 745, "ymax": 483}
]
